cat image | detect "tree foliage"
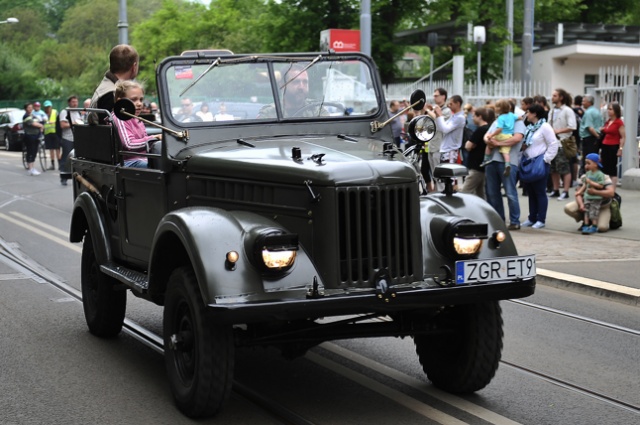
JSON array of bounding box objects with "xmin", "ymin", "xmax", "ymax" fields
[{"xmin": 0, "ymin": 0, "xmax": 639, "ymax": 101}]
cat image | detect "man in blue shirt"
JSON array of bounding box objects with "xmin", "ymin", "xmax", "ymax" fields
[{"xmin": 579, "ymin": 95, "xmax": 604, "ymax": 174}]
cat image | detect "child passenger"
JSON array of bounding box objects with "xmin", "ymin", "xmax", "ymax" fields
[
  {"xmin": 482, "ymin": 98, "xmax": 518, "ymax": 176},
  {"xmin": 575, "ymin": 153, "xmax": 606, "ymax": 234},
  {"xmin": 112, "ymin": 80, "xmax": 161, "ymax": 168}
]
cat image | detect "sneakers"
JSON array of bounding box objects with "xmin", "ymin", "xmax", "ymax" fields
[
  {"xmin": 548, "ymin": 190, "xmax": 560, "ymax": 198},
  {"xmin": 531, "ymin": 221, "xmax": 545, "ymax": 229},
  {"xmin": 28, "ymin": 168, "xmax": 41, "ymax": 176},
  {"xmin": 581, "ymin": 225, "xmax": 597, "ymax": 234},
  {"xmin": 503, "ymin": 164, "xmax": 511, "ymax": 177},
  {"xmin": 480, "ymin": 155, "xmax": 491, "ymax": 167},
  {"xmin": 521, "ymin": 220, "xmax": 534, "ymax": 227},
  {"xmin": 48, "ymin": 163, "xmax": 55, "ymax": 170},
  {"xmin": 557, "ymin": 191, "xmax": 569, "ymax": 201},
  {"xmin": 60, "ymin": 179, "xmax": 68, "ymax": 186},
  {"xmin": 507, "ymin": 223, "xmax": 520, "ymax": 230}
]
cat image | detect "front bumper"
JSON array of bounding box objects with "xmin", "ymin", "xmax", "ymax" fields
[{"xmin": 208, "ymin": 278, "xmax": 535, "ymax": 323}]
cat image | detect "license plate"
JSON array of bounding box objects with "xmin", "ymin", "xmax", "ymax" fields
[{"xmin": 455, "ymin": 255, "xmax": 536, "ymax": 285}]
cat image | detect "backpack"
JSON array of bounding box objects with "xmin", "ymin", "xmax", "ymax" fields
[
  {"xmin": 56, "ymin": 109, "xmax": 71, "ymax": 139},
  {"xmin": 55, "ymin": 109, "xmax": 65, "ymax": 139},
  {"xmin": 609, "ymin": 192, "xmax": 622, "ymax": 230}
]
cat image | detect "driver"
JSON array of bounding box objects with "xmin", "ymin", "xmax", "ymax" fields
[{"xmin": 258, "ymin": 65, "xmax": 329, "ymax": 118}]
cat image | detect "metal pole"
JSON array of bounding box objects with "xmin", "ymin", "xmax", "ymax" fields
[
  {"xmin": 360, "ymin": 0, "xmax": 371, "ymax": 56},
  {"xmin": 622, "ymin": 85, "xmax": 638, "ymax": 177},
  {"xmin": 118, "ymin": 0, "xmax": 129, "ymax": 45},
  {"xmin": 504, "ymin": 0, "xmax": 513, "ymax": 82},
  {"xmin": 477, "ymin": 43, "xmax": 482, "ymax": 97},
  {"xmin": 429, "ymin": 55, "xmax": 434, "ymax": 91},
  {"xmin": 521, "ymin": 0, "xmax": 534, "ymax": 96}
]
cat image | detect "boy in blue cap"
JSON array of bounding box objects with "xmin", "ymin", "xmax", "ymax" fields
[{"xmin": 575, "ymin": 153, "xmax": 606, "ymax": 234}]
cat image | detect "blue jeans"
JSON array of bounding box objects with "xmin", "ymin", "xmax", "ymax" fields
[
  {"xmin": 522, "ymin": 164, "xmax": 550, "ymax": 223},
  {"xmin": 485, "ymin": 161, "xmax": 520, "ymax": 225},
  {"xmin": 124, "ymin": 159, "xmax": 148, "ymax": 168}
]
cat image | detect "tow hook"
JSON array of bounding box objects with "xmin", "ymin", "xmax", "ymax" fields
[
  {"xmin": 433, "ymin": 265, "xmax": 455, "ymax": 287},
  {"xmin": 306, "ymin": 276, "xmax": 324, "ymax": 299}
]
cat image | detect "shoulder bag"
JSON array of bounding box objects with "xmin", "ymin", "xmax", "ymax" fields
[{"xmin": 519, "ymin": 154, "xmax": 547, "ymax": 183}]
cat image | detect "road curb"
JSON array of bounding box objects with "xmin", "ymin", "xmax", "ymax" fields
[{"xmin": 537, "ymin": 268, "xmax": 640, "ymax": 307}]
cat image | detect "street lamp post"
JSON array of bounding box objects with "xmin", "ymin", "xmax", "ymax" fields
[
  {"xmin": 0, "ymin": 17, "xmax": 19, "ymax": 24},
  {"xmin": 473, "ymin": 26, "xmax": 486, "ymax": 98}
]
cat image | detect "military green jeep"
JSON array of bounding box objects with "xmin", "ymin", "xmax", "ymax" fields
[{"xmin": 69, "ymin": 51, "xmax": 535, "ymax": 418}]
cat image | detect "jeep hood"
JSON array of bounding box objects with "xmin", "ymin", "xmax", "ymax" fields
[{"xmin": 185, "ymin": 136, "xmax": 417, "ymax": 186}]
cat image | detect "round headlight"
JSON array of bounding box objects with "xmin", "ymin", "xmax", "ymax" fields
[
  {"xmin": 251, "ymin": 231, "xmax": 299, "ymax": 273},
  {"xmin": 408, "ymin": 115, "xmax": 436, "ymax": 143},
  {"xmin": 430, "ymin": 216, "xmax": 488, "ymax": 259}
]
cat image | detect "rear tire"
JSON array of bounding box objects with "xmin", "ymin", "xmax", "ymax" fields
[
  {"xmin": 164, "ymin": 266, "xmax": 234, "ymax": 418},
  {"xmin": 81, "ymin": 232, "xmax": 126, "ymax": 337},
  {"xmin": 414, "ymin": 301, "xmax": 503, "ymax": 393}
]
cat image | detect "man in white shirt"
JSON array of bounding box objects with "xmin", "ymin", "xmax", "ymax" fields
[
  {"xmin": 425, "ymin": 88, "xmax": 452, "ymax": 191},
  {"xmin": 431, "ymin": 94, "xmax": 466, "ymax": 164}
]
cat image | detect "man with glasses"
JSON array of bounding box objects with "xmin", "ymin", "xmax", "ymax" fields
[
  {"xmin": 175, "ymin": 98, "xmax": 203, "ymax": 123},
  {"xmin": 425, "ymin": 88, "xmax": 451, "ymax": 191}
]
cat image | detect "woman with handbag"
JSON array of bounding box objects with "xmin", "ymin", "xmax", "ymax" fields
[
  {"xmin": 599, "ymin": 102, "xmax": 625, "ymax": 187},
  {"xmin": 519, "ymin": 104, "xmax": 559, "ymax": 229}
]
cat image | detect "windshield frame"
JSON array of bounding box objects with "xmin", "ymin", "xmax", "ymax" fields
[{"xmin": 156, "ymin": 52, "xmax": 383, "ymax": 128}]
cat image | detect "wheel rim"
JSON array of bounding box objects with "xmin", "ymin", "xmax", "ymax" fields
[{"xmin": 172, "ymin": 300, "xmax": 197, "ymax": 386}]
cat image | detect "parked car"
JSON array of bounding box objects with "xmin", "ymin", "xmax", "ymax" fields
[
  {"xmin": 0, "ymin": 108, "xmax": 25, "ymax": 151},
  {"xmin": 69, "ymin": 51, "xmax": 536, "ymax": 418}
]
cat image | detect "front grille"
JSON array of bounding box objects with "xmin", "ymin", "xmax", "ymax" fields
[{"xmin": 337, "ymin": 184, "xmax": 418, "ymax": 285}]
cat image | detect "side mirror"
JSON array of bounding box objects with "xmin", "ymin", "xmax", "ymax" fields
[
  {"xmin": 407, "ymin": 115, "xmax": 436, "ymax": 143},
  {"xmin": 409, "ymin": 89, "xmax": 426, "ymax": 111},
  {"xmin": 113, "ymin": 98, "xmax": 136, "ymax": 121}
]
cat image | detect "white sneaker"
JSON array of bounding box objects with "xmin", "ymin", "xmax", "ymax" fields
[
  {"xmin": 30, "ymin": 168, "xmax": 41, "ymax": 176},
  {"xmin": 532, "ymin": 221, "xmax": 545, "ymax": 229}
]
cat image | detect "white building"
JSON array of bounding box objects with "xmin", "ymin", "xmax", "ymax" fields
[{"xmin": 514, "ymin": 23, "xmax": 640, "ymax": 98}]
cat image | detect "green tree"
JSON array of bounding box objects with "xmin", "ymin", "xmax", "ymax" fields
[{"xmin": 259, "ymin": 0, "xmax": 359, "ymax": 52}]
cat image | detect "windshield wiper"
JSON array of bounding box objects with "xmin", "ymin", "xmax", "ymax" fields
[
  {"xmin": 279, "ymin": 55, "xmax": 321, "ymax": 90},
  {"xmin": 179, "ymin": 58, "xmax": 220, "ymax": 96}
]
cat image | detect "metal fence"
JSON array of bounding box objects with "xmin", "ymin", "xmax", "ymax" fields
[{"xmin": 384, "ymin": 79, "xmax": 551, "ymax": 107}]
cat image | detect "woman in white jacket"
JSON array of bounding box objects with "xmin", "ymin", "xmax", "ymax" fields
[{"xmin": 520, "ymin": 104, "xmax": 559, "ymax": 229}]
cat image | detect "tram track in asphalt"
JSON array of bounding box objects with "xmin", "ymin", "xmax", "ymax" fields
[
  {"xmin": 2, "ymin": 239, "xmax": 639, "ymax": 422},
  {"xmin": 507, "ymin": 299, "xmax": 640, "ymax": 337}
]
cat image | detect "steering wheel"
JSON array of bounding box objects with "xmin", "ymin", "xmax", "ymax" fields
[{"xmin": 291, "ymin": 101, "xmax": 346, "ymax": 117}]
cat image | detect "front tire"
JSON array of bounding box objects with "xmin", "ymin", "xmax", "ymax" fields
[
  {"xmin": 81, "ymin": 232, "xmax": 126, "ymax": 337},
  {"xmin": 414, "ymin": 301, "xmax": 503, "ymax": 393},
  {"xmin": 163, "ymin": 266, "xmax": 234, "ymax": 418}
]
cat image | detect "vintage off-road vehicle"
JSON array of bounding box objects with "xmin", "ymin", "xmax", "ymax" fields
[{"xmin": 69, "ymin": 51, "xmax": 535, "ymax": 418}]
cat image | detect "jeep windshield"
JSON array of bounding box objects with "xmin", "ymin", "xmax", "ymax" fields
[{"xmin": 160, "ymin": 53, "xmax": 381, "ymax": 125}]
